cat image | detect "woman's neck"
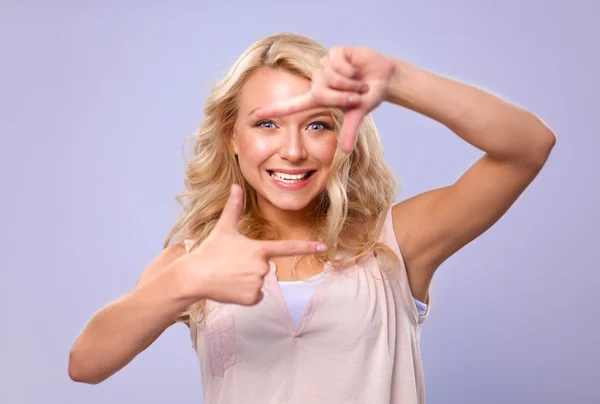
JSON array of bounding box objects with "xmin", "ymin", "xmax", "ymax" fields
[{"xmin": 258, "ymin": 203, "xmax": 321, "ymax": 241}]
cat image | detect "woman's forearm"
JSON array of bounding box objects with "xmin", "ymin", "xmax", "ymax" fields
[
  {"xmin": 68, "ymin": 263, "xmax": 198, "ymax": 384},
  {"xmin": 385, "ymin": 57, "xmax": 556, "ymax": 165}
]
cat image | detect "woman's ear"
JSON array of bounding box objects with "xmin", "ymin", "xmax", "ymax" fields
[{"xmin": 230, "ymin": 131, "xmax": 239, "ymax": 155}]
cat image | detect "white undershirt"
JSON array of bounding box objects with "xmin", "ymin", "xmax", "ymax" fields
[{"xmin": 278, "ymin": 272, "xmax": 427, "ymax": 327}]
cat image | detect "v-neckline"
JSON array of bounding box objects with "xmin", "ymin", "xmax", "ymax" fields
[{"xmin": 265, "ymin": 260, "xmax": 333, "ymax": 337}]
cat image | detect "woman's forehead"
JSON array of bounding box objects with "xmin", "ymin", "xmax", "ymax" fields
[
  {"xmin": 240, "ymin": 68, "xmax": 310, "ymax": 107},
  {"xmin": 239, "ymin": 69, "xmax": 332, "ymax": 120}
]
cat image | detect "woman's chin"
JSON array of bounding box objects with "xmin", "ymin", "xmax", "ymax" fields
[
  {"xmin": 269, "ymin": 198, "xmax": 313, "ymax": 212},
  {"xmin": 258, "ymin": 191, "xmax": 319, "ymax": 213}
]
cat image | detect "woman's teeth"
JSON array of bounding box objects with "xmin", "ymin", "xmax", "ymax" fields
[{"xmin": 269, "ymin": 171, "xmax": 312, "ymax": 183}]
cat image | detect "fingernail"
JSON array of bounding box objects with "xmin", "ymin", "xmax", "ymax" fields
[
  {"xmin": 348, "ymin": 95, "xmax": 357, "ymax": 103},
  {"xmin": 230, "ymin": 184, "xmax": 239, "ymax": 198},
  {"xmin": 316, "ymin": 244, "xmax": 328, "ymax": 252}
]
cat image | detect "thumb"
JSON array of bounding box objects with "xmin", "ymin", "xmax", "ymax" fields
[
  {"xmin": 339, "ymin": 109, "xmax": 364, "ymax": 153},
  {"xmin": 215, "ymin": 184, "xmax": 243, "ymax": 232}
]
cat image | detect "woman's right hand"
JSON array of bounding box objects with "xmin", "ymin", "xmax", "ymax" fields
[{"xmin": 177, "ymin": 184, "xmax": 327, "ymax": 306}]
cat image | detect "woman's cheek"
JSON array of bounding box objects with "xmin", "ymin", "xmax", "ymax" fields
[{"xmin": 239, "ymin": 133, "xmax": 273, "ymax": 157}]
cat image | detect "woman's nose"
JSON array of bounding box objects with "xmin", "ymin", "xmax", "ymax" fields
[{"xmin": 278, "ymin": 130, "xmax": 307, "ymax": 163}]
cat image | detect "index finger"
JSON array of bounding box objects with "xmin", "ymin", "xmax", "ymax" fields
[
  {"xmin": 258, "ymin": 239, "xmax": 327, "ymax": 258},
  {"xmin": 254, "ymin": 92, "xmax": 316, "ymax": 119}
]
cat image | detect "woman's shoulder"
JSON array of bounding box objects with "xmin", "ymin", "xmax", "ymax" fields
[{"xmin": 182, "ymin": 239, "xmax": 196, "ymax": 254}]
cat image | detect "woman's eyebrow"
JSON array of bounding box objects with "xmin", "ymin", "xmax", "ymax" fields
[{"xmin": 248, "ymin": 107, "xmax": 331, "ymax": 120}]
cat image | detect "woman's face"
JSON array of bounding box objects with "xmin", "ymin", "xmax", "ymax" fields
[{"xmin": 231, "ymin": 67, "xmax": 338, "ymax": 219}]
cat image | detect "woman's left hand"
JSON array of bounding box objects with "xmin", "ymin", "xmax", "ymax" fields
[{"xmin": 255, "ymin": 46, "xmax": 396, "ymax": 153}]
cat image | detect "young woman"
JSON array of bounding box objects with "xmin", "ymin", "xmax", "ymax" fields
[{"xmin": 69, "ymin": 33, "xmax": 555, "ymax": 403}]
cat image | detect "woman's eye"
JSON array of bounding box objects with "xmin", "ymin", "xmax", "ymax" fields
[
  {"xmin": 307, "ymin": 122, "xmax": 331, "ymax": 131},
  {"xmin": 255, "ymin": 120, "xmax": 332, "ymax": 131},
  {"xmin": 256, "ymin": 120, "xmax": 276, "ymax": 129}
]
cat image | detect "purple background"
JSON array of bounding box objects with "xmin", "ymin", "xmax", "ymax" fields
[{"xmin": 1, "ymin": 1, "xmax": 598, "ymax": 403}]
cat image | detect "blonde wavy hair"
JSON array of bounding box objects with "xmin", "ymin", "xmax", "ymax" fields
[{"xmin": 164, "ymin": 32, "xmax": 402, "ymax": 323}]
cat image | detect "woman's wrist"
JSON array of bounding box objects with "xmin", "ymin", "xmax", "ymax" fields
[
  {"xmin": 384, "ymin": 56, "xmax": 419, "ymax": 108},
  {"xmin": 136, "ymin": 258, "xmax": 204, "ymax": 316},
  {"xmin": 163, "ymin": 256, "xmax": 212, "ymax": 307}
]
